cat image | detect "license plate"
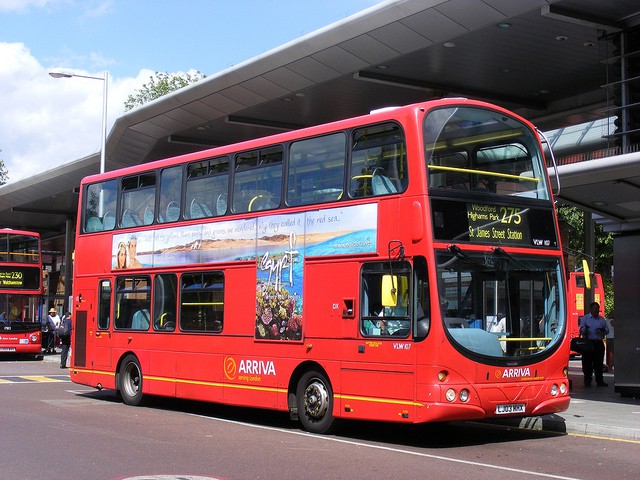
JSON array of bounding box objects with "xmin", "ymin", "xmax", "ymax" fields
[
  {"xmin": 496, "ymin": 403, "xmax": 525, "ymax": 414},
  {"xmin": 0, "ymin": 347, "xmax": 16, "ymax": 352}
]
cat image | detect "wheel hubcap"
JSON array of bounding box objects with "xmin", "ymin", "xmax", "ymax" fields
[{"xmin": 304, "ymin": 380, "xmax": 329, "ymax": 418}]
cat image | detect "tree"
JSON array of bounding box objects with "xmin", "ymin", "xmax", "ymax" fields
[
  {"xmin": 0, "ymin": 150, "xmax": 9, "ymax": 185},
  {"xmin": 557, "ymin": 203, "xmax": 614, "ymax": 315},
  {"xmin": 124, "ymin": 71, "xmax": 206, "ymax": 111}
]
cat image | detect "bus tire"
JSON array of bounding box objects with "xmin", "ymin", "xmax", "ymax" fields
[
  {"xmin": 296, "ymin": 370, "xmax": 335, "ymax": 434},
  {"xmin": 119, "ymin": 354, "xmax": 144, "ymax": 406}
]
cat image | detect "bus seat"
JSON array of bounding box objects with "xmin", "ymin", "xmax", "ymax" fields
[
  {"xmin": 122, "ymin": 209, "xmax": 142, "ymax": 228},
  {"xmin": 190, "ymin": 198, "xmax": 212, "ymax": 219},
  {"xmin": 143, "ymin": 205, "xmax": 154, "ymax": 225},
  {"xmin": 131, "ymin": 309, "xmax": 150, "ymax": 330},
  {"xmin": 248, "ymin": 194, "xmax": 273, "ymax": 212},
  {"xmin": 216, "ymin": 193, "xmax": 227, "ymax": 215},
  {"xmin": 372, "ymin": 170, "xmax": 397, "ymax": 194},
  {"xmin": 86, "ymin": 216, "xmax": 103, "ymax": 232},
  {"xmin": 103, "ymin": 211, "xmax": 116, "ymax": 230},
  {"xmin": 165, "ymin": 201, "xmax": 180, "ymax": 222}
]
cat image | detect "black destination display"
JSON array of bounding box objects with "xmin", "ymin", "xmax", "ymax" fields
[
  {"xmin": 431, "ymin": 199, "xmax": 558, "ymax": 248},
  {"xmin": 0, "ymin": 266, "xmax": 41, "ymax": 290}
]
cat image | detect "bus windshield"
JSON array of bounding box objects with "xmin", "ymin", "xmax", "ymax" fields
[
  {"xmin": 436, "ymin": 248, "xmax": 564, "ymax": 359},
  {"xmin": 425, "ymin": 106, "xmax": 549, "ymax": 200}
]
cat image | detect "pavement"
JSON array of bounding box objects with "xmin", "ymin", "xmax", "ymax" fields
[{"xmin": 42, "ymin": 353, "xmax": 640, "ymax": 442}]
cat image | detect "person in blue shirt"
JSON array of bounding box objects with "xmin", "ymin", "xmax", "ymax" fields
[{"xmin": 579, "ymin": 302, "xmax": 609, "ymax": 387}]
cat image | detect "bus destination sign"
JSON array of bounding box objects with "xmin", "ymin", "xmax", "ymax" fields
[
  {"xmin": 0, "ymin": 266, "xmax": 40, "ymax": 290},
  {"xmin": 466, "ymin": 203, "xmax": 530, "ymax": 245},
  {"xmin": 0, "ymin": 270, "xmax": 24, "ymax": 288},
  {"xmin": 431, "ymin": 199, "xmax": 557, "ymax": 248}
]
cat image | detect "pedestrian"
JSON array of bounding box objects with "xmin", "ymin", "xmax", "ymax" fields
[
  {"xmin": 605, "ymin": 310, "xmax": 615, "ymax": 372},
  {"xmin": 44, "ymin": 307, "xmax": 60, "ymax": 353},
  {"xmin": 57, "ymin": 312, "xmax": 73, "ymax": 369},
  {"xmin": 579, "ymin": 302, "xmax": 609, "ymax": 387}
]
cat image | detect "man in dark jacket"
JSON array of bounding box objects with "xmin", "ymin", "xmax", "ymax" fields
[{"xmin": 57, "ymin": 312, "xmax": 73, "ymax": 369}]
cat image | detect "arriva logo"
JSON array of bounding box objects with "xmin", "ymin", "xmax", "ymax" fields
[
  {"xmin": 224, "ymin": 356, "xmax": 237, "ymax": 380},
  {"xmin": 496, "ymin": 367, "xmax": 531, "ymax": 379},
  {"xmin": 224, "ymin": 356, "xmax": 276, "ymax": 381}
]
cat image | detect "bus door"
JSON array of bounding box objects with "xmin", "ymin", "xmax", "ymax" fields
[
  {"xmin": 76, "ymin": 280, "xmax": 112, "ymax": 372},
  {"xmin": 341, "ymin": 260, "xmax": 421, "ymax": 420}
]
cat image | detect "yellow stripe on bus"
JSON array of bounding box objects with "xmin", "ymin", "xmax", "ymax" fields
[{"xmin": 72, "ymin": 368, "xmax": 419, "ymax": 406}]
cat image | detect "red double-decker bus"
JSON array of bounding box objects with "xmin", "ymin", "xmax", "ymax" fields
[
  {"xmin": 71, "ymin": 98, "xmax": 569, "ymax": 433},
  {"xmin": 0, "ymin": 229, "xmax": 43, "ymax": 355}
]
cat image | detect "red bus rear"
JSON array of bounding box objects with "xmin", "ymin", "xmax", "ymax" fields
[
  {"xmin": 71, "ymin": 98, "xmax": 569, "ymax": 433},
  {"xmin": 0, "ymin": 229, "xmax": 43, "ymax": 355}
]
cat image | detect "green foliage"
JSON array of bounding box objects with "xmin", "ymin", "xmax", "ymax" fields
[
  {"xmin": 557, "ymin": 203, "xmax": 614, "ymax": 315},
  {"xmin": 124, "ymin": 71, "xmax": 206, "ymax": 111},
  {"xmin": 0, "ymin": 152, "xmax": 9, "ymax": 185}
]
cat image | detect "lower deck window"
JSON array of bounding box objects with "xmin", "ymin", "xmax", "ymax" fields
[
  {"xmin": 180, "ymin": 272, "xmax": 224, "ymax": 332},
  {"xmin": 114, "ymin": 276, "xmax": 151, "ymax": 330}
]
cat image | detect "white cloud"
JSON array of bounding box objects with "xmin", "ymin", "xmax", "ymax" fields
[
  {"xmin": 0, "ymin": 42, "xmax": 121, "ymax": 183},
  {"xmin": 0, "ymin": 42, "xmax": 187, "ymax": 185},
  {"xmin": 0, "ymin": 0, "xmax": 65, "ymax": 13}
]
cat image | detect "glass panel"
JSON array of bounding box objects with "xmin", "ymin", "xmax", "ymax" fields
[
  {"xmin": 153, "ymin": 274, "xmax": 177, "ymax": 331},
  {"xmin": 84, "ymin": 179, "xmax": 118, "ymax": 232},
  {"xmin": 349, "ymin": 123, "xmax": 407, "ymax": 198},
  {"xmin": 120, "ymin": 173, "xmax": 156, "ymax": 227},
  {"xmin": 232, "ymin": 146, "xmax": 282, "ymax": 213},
  {"xmin": 114, "ymin": 276, "xmax": 151, "ymax": 330},
  {"xmin": 425, "ymin": 106, "xmax": 549, "ymax": 200},
  {"xmin": 4, "ymin": 234, "xmax": 40, "ymax": 263},
  {"xmin": 436, "ymin": 249, "xmax": 564, "ymax": 358},
  {"xmin": 185, "ymin": 157, "xmax": 229, "ymax": 219},
  {"xmin": 287, "ymin": 133, "xmax": 345, "ymax": 206},
  {"xmin": 98, "ymin": 279, "xmax": 111, "ymax": 329},
  {"xmin": 180, "ymin": 272, "xmax": 224, "ymax": 332},
  {"xmin": 361, "ymin": 261, "xmax": 412, "ymax": 338},
  {"xmin": 159, "ymin": 166, "xmax": 182, "ymax": 223},
  {"xmin": 0, "ymin": 293, "xmax": 40, "ymax": 322}
]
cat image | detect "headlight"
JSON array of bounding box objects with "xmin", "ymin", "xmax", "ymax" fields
[
  {"xmin": 550, "ymin": 384, "xmax": 559, "ymax": 396},
  {"xmin": 445, "ymin": 388, "xmax": 456, "ymax": 402},
  {"xmin": 560, "ymin": 383, "xmax": 567, "ymax": 395},
  {"xmin": 30, "ymin": 334, "xmax": 39, "ymax": 342},
  {"xmin": 459, "ymin": 389, "xmax": 470, "ymax": 402}
]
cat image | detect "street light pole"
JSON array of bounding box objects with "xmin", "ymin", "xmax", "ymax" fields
[{"xmin": 49, "ymin": 71, "xmax": 108, "ymax": 174}]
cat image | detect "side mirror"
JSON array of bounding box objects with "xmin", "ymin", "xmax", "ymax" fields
[{"xmin": 381, "ymin": 275, "xmax": 397, "ymax": 307}]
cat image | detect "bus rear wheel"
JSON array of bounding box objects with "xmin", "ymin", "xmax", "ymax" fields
[
  {"xmin": 119, "ymin": 354, "xmax": 144, "ymax": 406},
  {"xmin": 296, "ymin": 370, "xmax": 335, "ymax": 434}
]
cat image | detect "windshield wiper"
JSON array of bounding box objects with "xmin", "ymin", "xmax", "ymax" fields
[
  {"xmin": 493, "ymin": 247, "xmax": 544, "ymax": 272},
  {"xmin": 444, "ymin": 245, "xmax": 492, "ymax": 271}
]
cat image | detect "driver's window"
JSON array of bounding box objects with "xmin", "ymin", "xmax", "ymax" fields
[{"xmin": 361, "ymin": 261, "xmax": 411, "ymax": 337}]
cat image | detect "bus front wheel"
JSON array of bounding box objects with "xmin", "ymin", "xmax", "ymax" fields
[
  {"xmin": 119, "ymin": 354, "xmax": 144, "ymax": 406},
  {"xmin": 296, "ymin": 370, "xmax": 335, "ymax": 434}
]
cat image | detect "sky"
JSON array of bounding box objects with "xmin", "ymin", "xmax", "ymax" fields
[{"xmin": 0, "ymin": 0, "xmax": 384, "ymax": 184}]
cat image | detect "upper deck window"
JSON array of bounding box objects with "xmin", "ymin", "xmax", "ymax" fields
[
  {"xmin": 185, "ymin": 157, "xmax": 229, "ymax": 219},
  {"xmin": 232, "ymin": 146, "xmax": 282, "ymax": 213},
  {"xmin": 349, "ymin": 123, "xmax": 407, "ymax": 198},
  {"xmin": 287, "ymin": 133, "xmax": 345, "ymax": 206},
  {"xmin": 83, "ymin": 179, "xmax": 118, "ymax": 233},
  {"xmin": 425, "ymin": 106, "xmax": 549, "ymax": 200},
  {"xmin": 0, "ymin": 233, "xmax": 40, "ymax": 263},
  {"xmin": 120, "ymin": 173, "xmax": 157, "ymax": 227}
]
